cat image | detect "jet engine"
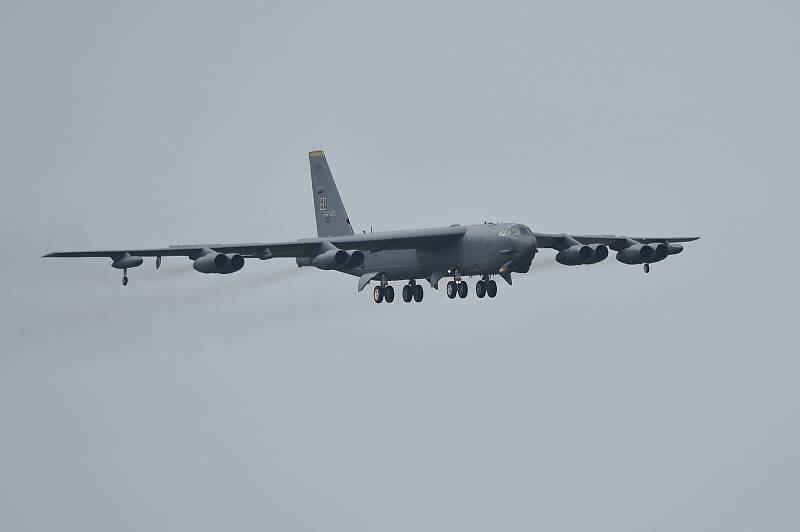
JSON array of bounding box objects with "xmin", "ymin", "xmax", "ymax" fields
[
  {"xmin": 616, "ymin": 244, "xmax": 655, "ymax": 264},
  {"xmin": 220, "ymin": 254, "xmax": 245, "ymax": 273},
  {"xmin": 193, "ymin": 252, "xmax": 245, "ymax": 274},
  {"xmin": 584, "ymin": 244, "xmax": 609, "ymax": 264},
  {"xmin": 616, "ymin": 242, "xmax": 676, "ymax": 265},
  {"xmin": 556, "ymin": 244, "xmax": 608, "ymax": 266},
  {"xmin": 311, "ymin": 249, "xmax": 365, "ymax": 270},
  {"xmin": 650, "ymin": 243, "xmax": 669, "ymax": 263}
]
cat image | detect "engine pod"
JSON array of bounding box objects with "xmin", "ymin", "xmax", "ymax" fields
[
  {"xmin": 556, "ymin": 245, "xmax": 594, "ymax": 266},
  {"xmin": 193, "ymin": 252, "xmax": 230, "ymax": 273},
  {"xmin": 616, "ymin": 244, "xmax": 655, "ymax": 265}
]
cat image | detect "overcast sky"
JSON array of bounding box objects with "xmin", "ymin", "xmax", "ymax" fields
[{"xmin": 1, "ymin": 1, "xmax": 798, "ymax": 531}]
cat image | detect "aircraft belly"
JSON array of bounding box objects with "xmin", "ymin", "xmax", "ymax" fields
[
  {"xmin": 348, "ymin": 248, "xmax": 454, "ymax": 281},
  {"xmin": 344, "ymin": 236, "xmax": 503, "ymax": 280}
]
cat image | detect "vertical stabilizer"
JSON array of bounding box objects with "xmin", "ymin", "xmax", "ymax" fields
[{"xmin": 309, "ymin": 150, "xmax": 354, "ymax": 237}]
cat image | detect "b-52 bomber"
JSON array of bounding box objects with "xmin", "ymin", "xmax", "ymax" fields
[{"xmin": 45, "ymin": 150, "xmax": 699, "ymax": 303}]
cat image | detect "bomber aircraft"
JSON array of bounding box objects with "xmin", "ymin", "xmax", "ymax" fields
[{"xmin": 45, "ymin": 151, "xmax": 699, "ymax": 303}]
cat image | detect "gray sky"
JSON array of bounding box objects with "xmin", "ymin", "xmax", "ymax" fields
[{"xmin": 1, "ymin": 1, "xmax": 798, "ymax": 531}]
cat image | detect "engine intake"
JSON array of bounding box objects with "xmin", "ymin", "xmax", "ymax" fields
[
  {"xmin": 220, "ymin": 254, "xmax": 245, "ymax": 274},
  {"xmin": 584, "ymin": 244, "xmax": 609, "ymax": 264},
  {"xmin": 651, "ymin": 243, "xmax": 669, "ymax": 263},
  {"xmin": 193, "ymin": 252, "xmax": 245, "ymax": 274},
  {"xmin": 312, "ymin": 249, "xmax": 364, "ymax": 270},
  {"xmin": 556, "ymin": 244, "xmax": 608, "ymax": 266},
  {"xmin": 617, "ymin": 242, "xmax": 675, "ymax": 265},
  {"xmin": 616, "ymin": 244, "xmax": 655, "ymax": 264}
]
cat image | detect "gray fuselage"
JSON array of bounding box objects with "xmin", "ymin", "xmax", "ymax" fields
[{"xmin": 326, "ymin": 223, "xmax": 537, "ymax": 281}]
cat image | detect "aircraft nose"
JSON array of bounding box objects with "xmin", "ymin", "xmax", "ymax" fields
[{"xmin": 516, "ymin": 236, "xmax": 537, "ymax": 259}]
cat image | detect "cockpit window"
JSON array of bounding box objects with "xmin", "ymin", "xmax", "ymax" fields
[{"xmin": 500, "ymin": 225, "xmax": 532, "ymax": 237}]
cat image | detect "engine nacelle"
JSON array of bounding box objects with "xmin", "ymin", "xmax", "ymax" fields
[
  {"xmin": 617, "ymin": 243, "xmax": 673, "ymax": 265},
  {"xmin": 556, "ymin": 244, "xmax": 601, "ymax": 266},
  {"xmin": 349, "ymin": 250, "xmax": 365, "ymax": 268},
  {"xmin": 311, "ymin": 249, "xmax": 365, "ymax": 270},
  {"xmin": 616, "ymin": 244, "xmax": 655, "ymax": 264},
  {"xmin": 312, "ymin": 249, "xmax": 350, "ymax": 270},
  {"xmin": 650, "ymin": 243, "xmax": 669, "ymax": 263},
  {"xmin": 193, "ymin": 252, "xmax": 242, "ymax": 274},
  {"xmin": 111, "ymin": 253, "xmax": 144, "ymax": 269},
  {"xmin": 584, "ymin": 244, "xmax": 609, "ymax": 264},
  {"xmin": 219, "ymin": 254, "xmax": 245, "ymax": 274}
]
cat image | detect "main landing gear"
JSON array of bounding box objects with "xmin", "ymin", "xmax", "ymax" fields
[
  {"xmin": 122, "ymin": 268, "xmax": 129, "ymax": 286},
  {"xmin": 476, "ymin": 276, "xmax": 497, "ymax": 299},
  {"xmin": 373, "ymin": 284, "xmax": 394, "ymax": 303},
  {"xmin": 399, "ymin": 281, "xmax": 423, "ymax": 303},
  {"xmin": 644, "ymin": 264, "xmax": 650, "ymax": 274},
  {"xmin": 446, "ymin": 273, "xmax": 497, "ymax": 301},
  {"xmin": 446, "ymin": 280, "xmax": 468, "ymax": 299},
  {"xmin": 375, "ymin": 281, "xmax": 422, "ymax": 303}
]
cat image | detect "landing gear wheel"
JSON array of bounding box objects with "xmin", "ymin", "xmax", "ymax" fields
[
  {"xmin": 487, "ymin": 279, "xmax": 498, "ymax": 298},
  {"xmin": 384, "ymin": 285, "xmax": 395, "ymax": 303},
  {"xmin": 476, "ymin": 280, "xmax": 486, "ymax": 298},
  {"xmin": 644, "ymin": 264, "xmax": 650, "ymax": 273},
  {"xmin": 446, "ymin": 280, "xmax": 457, "ymax": 299},
  {"xmin": 402, "ymin": 285, "xmax": 413, "ymax": 302},
  {"xmin": 413, "ymin": 284, "xmax": 424, "ymax": 302},
  {"xmin": 373, "ymin": 286, "xmax": 384, "ymax": 303},
  {"xmin": 122, "ymin": 275, "xmax": 129, "ymax": 286},
  {"xmin": 457, "ymin": 281, "xmax": 468, "ymax": 298}
]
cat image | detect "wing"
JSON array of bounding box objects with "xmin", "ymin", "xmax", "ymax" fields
[
  {"xmin": 43, "ymin": 241, "xmax": 321, "ymax": 260},
  {"xmin": 328, "ymin": 225, "xmax": 466, "ymax": 251},
  {"xmin": 534, "ymin": 233, "xmax": 700, "ymax": 250},
  {"xmin": 43, "ymin": 226, "xmax": 467, "ymax": 260}
]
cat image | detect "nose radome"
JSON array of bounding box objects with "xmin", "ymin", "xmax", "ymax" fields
[{"xmin": 516, "ymin": 237, "xmax": 537, "ymax": 259}]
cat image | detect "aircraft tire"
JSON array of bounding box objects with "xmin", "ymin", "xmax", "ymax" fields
[
  {"xmin": 413, "ymin": 284, "xmax": 424, "ymax": 302},
  {"xmin": 373, "ymin": 286, "xmax": 384, "ymax": 303},
  {"xmin": 476, "ymin": 280, "xmax": 486, "ymax": 298},
  {"xmin": 384, "ymin": 285, "xmax": 395, "ymax": 303},
  {"xmin": 487, "ymin": 279, "xmax": 497, "ymax": 298},
  {"xmin": 457, "ymin": 281, "xmax": 468, "ymax": 298},
  {"xmin": 122, "ymin": 276, "xmax": 128, "ymax": 286},
  {"xmin": 644, "ymin": 264, "xmax": 650, "ymax": 273},
  {"xmin": 402, "ymin": 285, "xmax": 413, "ymax": 302},
  {"xmin": 446, "ymin": 281, "xmax": 457, "ymax": 299}
]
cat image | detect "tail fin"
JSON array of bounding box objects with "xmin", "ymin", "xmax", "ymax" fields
[{"xmin": 309, "ymin": 150, "xmax": 354, "ymax": 237}]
